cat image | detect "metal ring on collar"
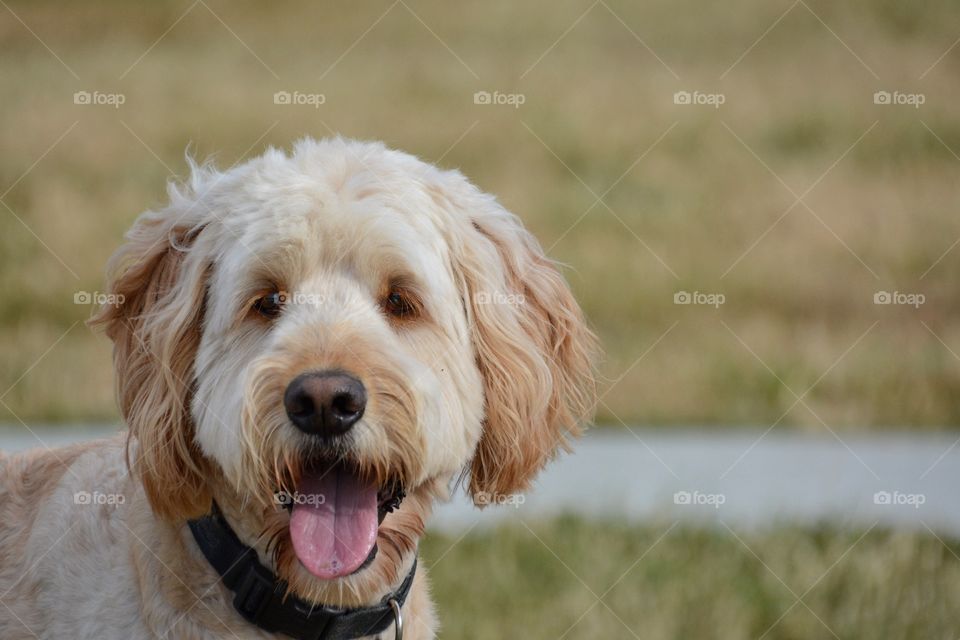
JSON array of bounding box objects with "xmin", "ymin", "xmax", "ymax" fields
[{"xmin": 388, "ymin": 598, "xmax": 403, "ymax": 640}]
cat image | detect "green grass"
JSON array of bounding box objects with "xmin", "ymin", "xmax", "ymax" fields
[
  {"xmin": 421, "ymin": 517, "xmax": 960, "ymax": 639},
  {"xmin": 3, "ymin": 0, "xmax": 960, "ymax": 426}
]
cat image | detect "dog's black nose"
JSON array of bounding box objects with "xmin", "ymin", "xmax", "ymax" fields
[{"xmin": 284, "ymin": 371, "xmax": 366, "ymax": 437}]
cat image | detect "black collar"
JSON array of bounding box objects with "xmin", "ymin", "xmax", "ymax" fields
[{"xmin": 188, "ymin": 504, "xmax": 416, "ymax": 640}]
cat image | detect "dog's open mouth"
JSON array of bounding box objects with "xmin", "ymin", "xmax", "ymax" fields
[{"xmin": 280, "ymin": 462, "xmax": 405, "ymax": 580}]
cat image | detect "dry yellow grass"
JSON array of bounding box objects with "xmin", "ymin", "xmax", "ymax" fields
[
  {"xmin": 423, "ymin": 517, "xmax": 960, "ymax": 639},
  {"xmin": 2, "ymin": 0, "xmax": 960, "ymax": 426}
]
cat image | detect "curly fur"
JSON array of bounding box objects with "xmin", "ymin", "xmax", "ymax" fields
[{"xmin": 0, "ymin": 137, "xmax": 597, "ymax": 639}]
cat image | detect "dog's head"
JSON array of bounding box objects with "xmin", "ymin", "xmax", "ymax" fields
[{"xmin": 90, "ymin": 138, "xmax": 596, "ymax": 604}]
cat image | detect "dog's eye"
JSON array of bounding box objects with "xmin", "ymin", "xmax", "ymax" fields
[
  {"xmin": 382, "ymin": 289, "xmax": 418, "ymax": 320},
  {"xmin": 253, "ymin": 292, "xmax": 285, "ymax": 319}
]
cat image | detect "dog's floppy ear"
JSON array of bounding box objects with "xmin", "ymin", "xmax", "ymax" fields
[
  {"xmin": 89, "ymin": 204, "xmax": 212, "ymax": 522},
  {"xmin": 450, "ymin": 187, "xmax": 598, "ymax": 505}
]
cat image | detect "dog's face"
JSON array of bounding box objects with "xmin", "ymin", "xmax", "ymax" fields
[{"xmin": 92, "ymin": 138, "xmax": 595, "ymax": 604}]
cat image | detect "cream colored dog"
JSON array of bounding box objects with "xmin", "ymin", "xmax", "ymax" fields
[{"xmin": 0, "ymin": 138, "xmax": 596, "ymax": 639}]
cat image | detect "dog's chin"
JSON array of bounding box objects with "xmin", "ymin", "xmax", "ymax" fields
[{"xmin": 277, "ymin": 457, "xmax": 405, "ymax": 582}]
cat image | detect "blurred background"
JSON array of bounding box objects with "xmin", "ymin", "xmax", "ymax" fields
[{"xmin": 2, "ymin": 0, "xmax": 959, "ymax": 637}]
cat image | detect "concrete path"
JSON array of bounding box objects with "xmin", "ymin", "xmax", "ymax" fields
[{"xmin": 3, "ymin": 425, "xmax": 957, "ymax": 535}]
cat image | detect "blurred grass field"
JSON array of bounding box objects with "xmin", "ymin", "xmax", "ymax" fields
[
  {"xmin": 3, "ymin": 4, "xmax": 959, "ymax": 638},
  {"xmin": 422, "ymin": 517, "xmax": 960, "ymax": 639},
  {"xmin": 2, "ymin": 0, "xmax": 960, "ymax": 427}
]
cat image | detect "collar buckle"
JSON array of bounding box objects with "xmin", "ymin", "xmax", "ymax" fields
[
  {"xmin": 233, "ymin": 557, "xmax": 281, "ymax": 622},
  {"xmin": 233, "ymin": 559, "xmax": 334, "ymax": 640}
]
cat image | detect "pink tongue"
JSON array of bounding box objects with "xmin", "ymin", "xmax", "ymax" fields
[{"xmin": 289, "ymin": 468, "xmax": 379, "ymax": 580}]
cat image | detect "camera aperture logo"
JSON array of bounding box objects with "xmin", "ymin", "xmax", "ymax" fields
[
  {"xmin": 873, "ymin": 490, "xmax": 925, "ymax": 509},
  {"xmin": 473, "ymin": 90, "xmax": 525, "ymax": 108},
  {"xmin": 274, "ymin": 490, "xmax": 327, "ymax": 507},
  {"xmin": 74, "ymin": 290, "xmax": 125, "ymax": 307},
  {"xmin": 673, "ymin": 90, "xmax": 725, "ymax": 109},
  {"xmin": 873, "ymin": 90, "xmax": 924, "ymax": 109},
  {"xmin": 673, "ymin": 490, "xmax": 725, "ymax": 509},
  {"xmin": 73, "ymin": 90, "xmax": 125, "ymax": 109},
  {"xmin": 474, "ymin": 490, "xmax": 525, "ymax": 508},
  {"xmin": 274, "ymin": 90, "xmax": 326, "ymax": 109},
  {"xmin": 674, "ymin": 290, "xmax": 725, "ymax": 308},
  {"xmin": 874, "ymin": 290, "xmax": 924, "ymax": 308}
]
